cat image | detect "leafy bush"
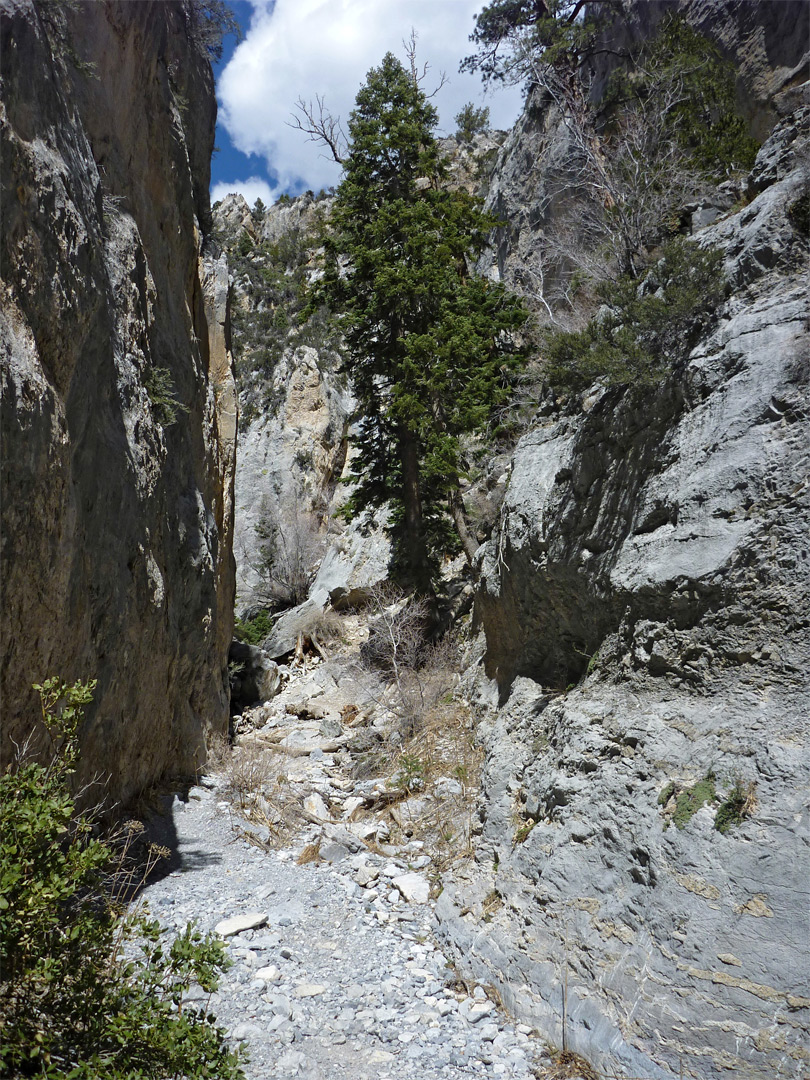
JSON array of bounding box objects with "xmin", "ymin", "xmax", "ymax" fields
[
  {"xmin": 187, "ymin": 0, "xmax": 241, "ymax": 62},
  {"xmin": 0, "ymin": 679, "xmax": 243, "ymax": 1080},
  {"xmin": 671, "ymin": 774, "xmax": 717, "ymax": 829},
  {"xmin": 610, "ymin": 15, "xmax": 760, "ymax": 178},
  {"xmin": 715, "ymin": 777, "xmax": 757, "ymax": 834},
  {"xmin": 544, "ymin": 239, "xmax": 726, "ymax": 391},
  {"xmin": 658, "ymin": 771, "xmax": 717, "ymax": 830},
  {"xmin": 454, "ymin": 102, "xmax": 490, "ymax": 143},
  {"xmin": 234, "ymin": 609, "xmax": 273, "ymax": 645}
]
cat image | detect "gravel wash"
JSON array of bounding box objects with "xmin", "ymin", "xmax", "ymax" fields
[{"xmin": 139, "ymin": 780, "xmax": 544, "ymax": 1080}]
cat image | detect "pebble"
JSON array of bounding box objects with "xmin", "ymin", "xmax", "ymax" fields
[{"xmin": 137, "ymin": 789, "xmax": 540, "ymax": 1079}]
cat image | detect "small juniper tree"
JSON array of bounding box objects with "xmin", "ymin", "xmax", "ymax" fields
[
  {"xmin": 186, "ymin": 0, "xmax": 241, "ymax": 62},
  {"xmin": 309, "ymin": 53, "xmax": 530, "ymax": 592}
]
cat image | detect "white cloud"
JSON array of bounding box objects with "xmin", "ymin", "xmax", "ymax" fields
[
  {"xmin": 210, "ymin": 175, "xmax": 276, "ymax": 207},
  {"xmin": 217, "ymin": 0, "xmax": 524, "ymax": 195}
]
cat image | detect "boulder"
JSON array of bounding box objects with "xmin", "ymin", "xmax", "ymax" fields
[{"xmin": 229, "ymin": 640, "xmax": 280, "ymax": 707}]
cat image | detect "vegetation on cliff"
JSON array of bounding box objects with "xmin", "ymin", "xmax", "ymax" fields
[{"xmin": 463, "ymin": 5, "xmax": 758, "ymax": 392}]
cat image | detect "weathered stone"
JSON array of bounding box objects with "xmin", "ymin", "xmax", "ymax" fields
[
  {"xmin": 439, "ymin": 83, "xmax": 810, "ymax": 1080},
  {"xmin": 311, "ymin": 509, "xmax": 391, "ymax": 611},
  {"xmin": 293, "ymin": 983, "xmax": 327, "ymax": 998},
  {"xmin": 303, "ymin": 793, "xmax": 330, "ymax": 821},
  {"xmin": 215, "ymin": 912, "xmax": 268, "ymax": 937},
  {"xmin": 231, "ymin": 343, "xmax": 351, "ymax": 613},
  {"xmin": 392, "ymin": 873, "xmax": 431, "ymax": 905},
  {"xmin": 255, "ymin": 964, "xmax": 282, "ymax": 982},
  {"xmin": 0, "ymin": 0, "xmax": 235, "ymax": 803}
]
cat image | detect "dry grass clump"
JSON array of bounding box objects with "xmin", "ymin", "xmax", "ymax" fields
[
  {"xmin": 204, "ymin": 733, "xmax": 308, "ymax": 848},
  {"xmin": 534, "ymin": 1051, "xmax": 601, "ymax": 1080},
  {"xmin": 359, "ymin": 583, "xmax": 463, "ymax": 734},
  {"xmin": 382, "ymin": 697, "xmax": 485, "ymax": 871}
]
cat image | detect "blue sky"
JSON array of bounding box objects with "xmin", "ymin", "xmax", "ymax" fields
[
  {"xmin": 209, "ymin": 0, "xmax": 524, "ymax": 207},
  {"xmin": 210, "ymin": 1, "xmax": 262, "ymax": 202}
]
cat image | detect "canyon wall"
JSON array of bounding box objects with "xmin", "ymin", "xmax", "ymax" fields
[
  {"xmin": 436, "ymin": 5, "xmax": 809, "ymax": 1076},
  {"xmin": 0, "ymin": 0, "xmax": 236, "ymax": 804}
]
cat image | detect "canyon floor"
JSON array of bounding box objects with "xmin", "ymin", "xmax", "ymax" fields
[{"xmin": 137, "ymin": 621, "xmax": 569, "ymax": 1080}]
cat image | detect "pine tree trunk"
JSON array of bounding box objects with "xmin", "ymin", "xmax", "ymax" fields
[
  {"xmin": 449, "ymin": 486, "xmax": 480, "ymax": 565},
  {"xmin": 399, "ymin": 430, "xmax": 433, "ymax": 594}
]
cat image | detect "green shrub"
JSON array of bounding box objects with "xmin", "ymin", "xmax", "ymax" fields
[
  {"xmin": 544, "ymin": 239, "xmax": 726, "ymax": 391},
  {"xmin": 395, "ymin": 753, "xmax": 426, "ymax": 794},
  {"xmin": 715, "ymin": 777, "xmax": 757, "ymax": 834},
  {"xmin": 234, "ymin": 609, "xmax": 273, "ymax": 645},
  {"xmin": 187, "ymin": 0, "xmax": 241, "ymax": 62},
  {"xmin": 671, "ymin": 772, "xmax": 716, "ymax": 830},
  {"xmin": 624, "ymin": 15, "xmax": 760, "ymax": 178},
  {"xmin": 657, "ymin": 781, "xmax": 676, "ymax": 807},
  {"xmin": 454, "ymin": 102, "xmax": 490, "ymax": 143},
  {"xmin": 0, "ymin": 679, "xmax": 243, "ymax": 1080}
]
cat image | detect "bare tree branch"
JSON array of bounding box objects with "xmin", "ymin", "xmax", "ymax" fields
[
  {"xmin": 402, "ymin": 27, "xmax": 448, "ymax": 98},
  {"xmin": 288, "ymin": 95, "xmax": 347, "ymax": 164}
]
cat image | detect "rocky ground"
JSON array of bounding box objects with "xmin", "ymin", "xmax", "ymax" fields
[{"xmin": 137, "ymin": 615, "xmax": 570, "ymax": 1080}]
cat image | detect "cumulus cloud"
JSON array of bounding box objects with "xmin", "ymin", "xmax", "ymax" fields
[
  {"xmin": 217, "ymin": 0, "xmax": 524, "ymax": 197},
  {"xmin": 211, "ymin": 175, "xmax": 276, "ymax": 208}
]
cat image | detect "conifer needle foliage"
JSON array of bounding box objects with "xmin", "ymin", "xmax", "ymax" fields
[
  {"xmin": 544, "ymin": 239, "xmax": 726, "ymax": 391},
  {"xmin": 314, "ymin": 53, "xmax": 530, "ymax": 590}
]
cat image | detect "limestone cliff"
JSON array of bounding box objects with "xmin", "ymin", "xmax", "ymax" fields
[
  {"xmin": 0, "ymin": 0, "xmax": 236, "ymax": 804},
  {"xmin": 435, "ymin": 7, "xmax": 810, "ymax": 1077},
  {"xmin": 484, "ymin": 0, "xmax": 809, "ymax": 295}
]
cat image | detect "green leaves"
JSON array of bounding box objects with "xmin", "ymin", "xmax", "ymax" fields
[
  {"xmin": 144, "ymin": 366, "xmax": 187, "ymax": 428},
  {"xmin": 0, "ymin": 680, "xmax": 243, "ymax": 1080},
  {"xmin": 544, "ymin": 239, "xmax": 726, "ymax": 391},
  {"xmin": 461, "ymin": 0, "xmax": 614, "ymax": 86},
  {"xmin": 454, "ymin": 102, "xmax": 490, "ymax": 143},
  {"xmin": 607, "ymin": 14, "xmax": 760, "ymax": 178}
]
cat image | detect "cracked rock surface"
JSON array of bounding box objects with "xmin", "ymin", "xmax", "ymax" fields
[{"xmin": 436, "ymin": 101, "xmax": 810, "ymax": 1080}]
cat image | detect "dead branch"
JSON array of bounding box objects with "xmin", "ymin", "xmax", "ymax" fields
[
  {"xmin": 288, "ymin": 94, "xmax": 346, "ymax": 164},
  {"xmin": 402, "ymin": 27, "xmax": 448, "ymax": 98}
]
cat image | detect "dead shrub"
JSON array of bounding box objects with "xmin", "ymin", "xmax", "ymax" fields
[
  {"xmin": 360, "ymin": 584, "xmax": 461, "ymax": 733},
  {"xmin": 217, "ymin": 740, "xmax": 274, "ymax": 810}
]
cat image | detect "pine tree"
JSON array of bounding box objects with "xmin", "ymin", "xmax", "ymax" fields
[{"xmin": 316, "ymin": 53, "xmax": 529, "ymax": 593}]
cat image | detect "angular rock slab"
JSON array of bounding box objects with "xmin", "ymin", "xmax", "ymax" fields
[
  {"xmin": 392, "ymin": 872, "xmax": 431, "ymax": 904},
  {"xmin": 214, "ymin": 911, "xmax": 268, "ymax": 937}
]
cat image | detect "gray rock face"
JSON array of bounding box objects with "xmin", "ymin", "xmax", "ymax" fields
[
  {"xmin": 214, "ymin": 190, "xmax": 392, "ymax": 622},
  {"xmin": 0, "ymin": 1, "xmax": 236, "ymax": 803},
  {"xmin": 233, "ymin": 345, "xmax": 352, "ymax": 611},
  {"xmin": 587, "ymin": 1, "xmax": 809, "ymax": 138},
  {"xmin": 311, "ymin": 508, "xmax": 391, "ymax": 611},
  {"xmin": 437, "ymin": 113, "xmax": 810, "ymax": 1077},
  {"xmin": 485, "ymin": 0, "xmax": 809, "ymax": 300}
]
